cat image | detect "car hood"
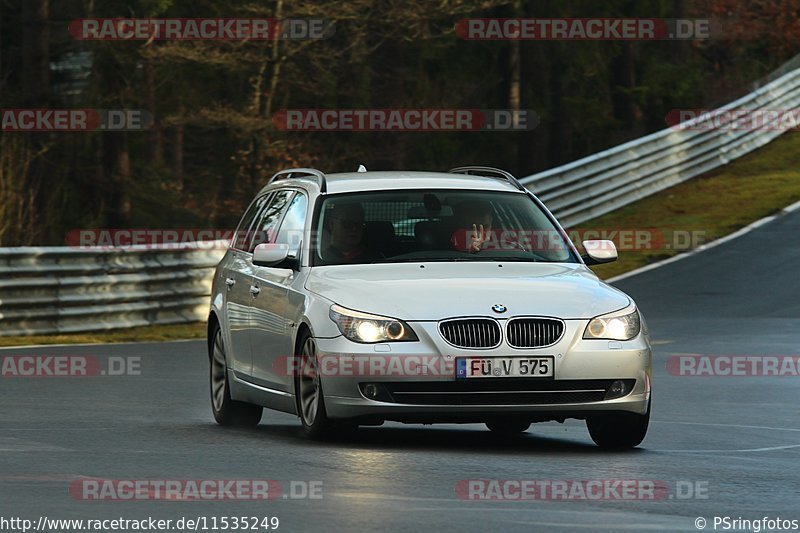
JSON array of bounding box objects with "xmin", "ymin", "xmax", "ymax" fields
[{"xmin": 305, "ymin": 262, "xmax": 630, "ymax": 320}]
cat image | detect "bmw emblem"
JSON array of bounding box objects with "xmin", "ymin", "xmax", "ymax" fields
[{"xmin": 491, "ymin": 304, "xmax": 507, "ymax": 314}]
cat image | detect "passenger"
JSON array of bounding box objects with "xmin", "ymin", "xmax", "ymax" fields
[{"xmin": 450, "ymin": 200, "xmax": 495, "ymax": 253}]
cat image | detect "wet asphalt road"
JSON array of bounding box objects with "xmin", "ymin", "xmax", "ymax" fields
[{"xmin": 1, "ymin": 208, "xmax": 799, "ymax": 532}]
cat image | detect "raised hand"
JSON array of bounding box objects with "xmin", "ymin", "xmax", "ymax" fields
[{"xmin": 470, "ymin": 224, "xmax": 489, "ymax": 253}]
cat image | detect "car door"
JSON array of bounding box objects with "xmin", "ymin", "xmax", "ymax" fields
[
  {"xmin": 223, "ymin": 192, "xmax": 271, "ymax": 378},
  {"xmin": 247, "ymin": 189, "xmax": 298, "ymax": 391}
]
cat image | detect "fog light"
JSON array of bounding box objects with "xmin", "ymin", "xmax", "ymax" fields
[
  {"xmin": 363, "ymin": 383, "xmax": 379, "ymax": 399},
  {"xmin": 605, "ymin": 380, "xmax": 628, "ymax": 400}
]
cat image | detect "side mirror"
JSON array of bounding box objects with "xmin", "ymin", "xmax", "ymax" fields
[
  {"xmin": 581, "ymin": 240, "xmax": 617, "ymax": 265},
  {"xmin": 253, "ymin": 243, "xmax": 291, "ymax": 267}
]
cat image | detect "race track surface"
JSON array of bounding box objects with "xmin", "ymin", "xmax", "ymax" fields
[{"xmin": 2, "ymin": 209, "xmax": 799, "ymax": 532}]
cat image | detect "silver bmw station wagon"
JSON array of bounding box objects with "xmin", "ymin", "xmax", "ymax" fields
[{"xmin": 208, "ymin": 166, "xmax": 652, "ymax": 448}]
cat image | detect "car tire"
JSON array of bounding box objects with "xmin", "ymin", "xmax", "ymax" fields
[
  {"xmin": 209, "ymin": 324, "xmax": 263, "ymax": 427},
  {"xmin": 485, "ymin": 419, "xmax": 531, "ymax": 434},
  {"xmin": 294, "ymin": 330, "xmax": 340, "ymax": 440},
  {"xmin": 586, "ymin": 399, "xmax": 650, "ymax": 449}
]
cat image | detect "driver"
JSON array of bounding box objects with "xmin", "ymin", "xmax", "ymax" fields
[{"xmin": 321, "ymin": 203, "xmax": 381, "ymax": 263}]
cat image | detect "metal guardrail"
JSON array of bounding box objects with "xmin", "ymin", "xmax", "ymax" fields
[
  {"xmin": 520, "ymin": 60, "xmax": 800, "ymax": 228},
  {"xmin": 0, "ymin": 244, "xmax": 226, "ymax": 336}
]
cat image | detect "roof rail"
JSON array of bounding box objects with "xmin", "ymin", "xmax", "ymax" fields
[
  {"xmin": 267, "ymin": 168, "xmax": 327, "ymax": 193},
  {"xmin": 448, "ymin": 166, "xmax": 527, "ymax": 192}
]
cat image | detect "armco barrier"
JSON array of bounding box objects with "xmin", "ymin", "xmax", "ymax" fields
[
  {"xmin": 520, "ymin": 57, "xmax": 800, "ymax": 227},
  {"xmin": 0, "ymin": 243, "xmax": 226, "ymax": 336}
]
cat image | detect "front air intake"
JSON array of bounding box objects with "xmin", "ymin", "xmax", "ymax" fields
[
  {"xmin": 506, "ymin": 318, "xmax": 564, "ymax": 348},
  {"xmin": 439, "ymin": 318, "xmax": 501, "ymax": 349}
]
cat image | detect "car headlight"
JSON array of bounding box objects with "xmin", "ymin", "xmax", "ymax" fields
[
  {"xmin": 583, "ymin": 304, "xmax": 641, "ymax": 341},
  {"xmin": 329, "ymin": 304, "xmax": 418, "ymax": 343}
]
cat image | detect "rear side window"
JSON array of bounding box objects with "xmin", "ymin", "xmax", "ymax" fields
[
  {"xmin": 249, "ymin": 190, "xmax": 294, "ymax": 252},
  {"xmin": 232, "ymin": 194, "xmax": 271, "ymax": 251}
]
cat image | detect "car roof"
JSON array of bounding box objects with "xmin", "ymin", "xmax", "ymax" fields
[{"xmin": 258, "ymin": 170, "xmax": 525, "ymax": 196}]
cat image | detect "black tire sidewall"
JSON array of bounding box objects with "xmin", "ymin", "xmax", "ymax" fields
[
  {"xmin": 587, "ymin": 399, "xmax": 651, "ymax": 448},
  {"xmin": 210, "ymin": 326, "xmax": 231, "ymax": 423},
  {"xmin": 295, "ymin": 331, "xmax": 329, "ymax": 435},
  {"xmin": 209, "ymin": 324, "xmax": 262, "ymax": 426}
]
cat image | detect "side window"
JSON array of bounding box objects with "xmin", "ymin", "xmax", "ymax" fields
[
  {"xmin": 232, "ymin": 193, "xmax": 271, "ymax": 251},
  {"xmin": 248, "ymin": 189, "xmax": 294, "ymax": 253},
  {"xmin": 275, "ymin": 192, "xmax": 308, "ymax": 256}
]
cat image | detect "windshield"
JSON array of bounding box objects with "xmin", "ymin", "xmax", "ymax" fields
[{"xmin": 312, "ymin": 189, "xmax": 579, "ymax": 266}]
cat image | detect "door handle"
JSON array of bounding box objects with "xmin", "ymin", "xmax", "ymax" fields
[
  {"xmin": 249, "ymin": 285, "xmax": 261, "ymax": 296},
  {"xmin": 225, "ymin": 277, "xmax": 236, "ymax": 288}
]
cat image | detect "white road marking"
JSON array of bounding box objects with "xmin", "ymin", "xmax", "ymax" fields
[
  {"xmin": 656, "ymin": 443, "xmax": 800, "ymax": 453},
  {"xmin": 608, "ymin": 199, "xmax": 800, "ymax": 283},
  {"xmin": 652, "ymin": 420, "xmax": 800, "ymax": 453},
  {"xmin": 657, "ymin": 420, "xmax": 800, "ymax": 433}
]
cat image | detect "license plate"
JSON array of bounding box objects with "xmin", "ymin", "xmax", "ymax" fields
[{"xmin": 456, "ymin": 356, "xmax": 554, "ymax": 378}]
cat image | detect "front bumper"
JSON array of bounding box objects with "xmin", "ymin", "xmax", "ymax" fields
[{"xmin": 315, "ymin": 319, "xmax": 652, "ymax": 422}]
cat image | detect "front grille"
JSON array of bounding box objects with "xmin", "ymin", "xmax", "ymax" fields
[
  {"xmin": 439, "ymin": 318, "xmax": 501, "ymax": 349},
  {"xmin": 507, "ymin": 318, "xmax": 565, "ymax": 348},
  {"xmin": 378, "ymin": 379, "xmax": 633, "ymax": 406}
]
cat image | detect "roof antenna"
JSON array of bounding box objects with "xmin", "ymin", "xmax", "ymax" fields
[{"xmin": 357, "ymin": 164, "xmax": 367, "ymax": 172}]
